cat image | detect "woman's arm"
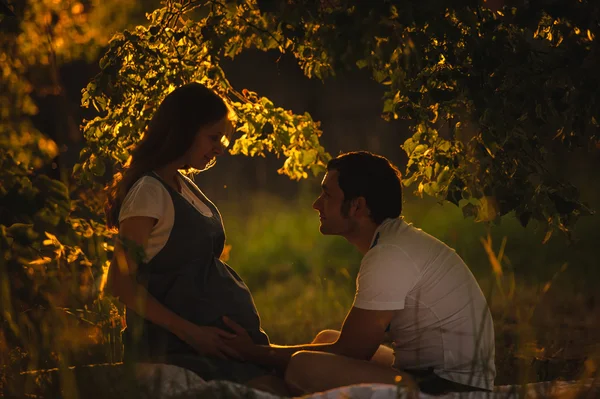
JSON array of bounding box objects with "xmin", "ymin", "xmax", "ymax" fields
[{"xmin": 107, "ymin": 216, "xmax": 240, "ymax": 359}]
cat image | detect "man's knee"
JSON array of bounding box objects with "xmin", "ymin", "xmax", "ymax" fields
[
  {"xmin": 312, "ymin": 329, "xmax": 340, "ymax": 344},
  {"xmin": 286, "ymin": 350, "xmax": 316, "ymax": 376},
  {"xmin": 284, "ymin": 351, "xmax": 320, "ymax": 395}
]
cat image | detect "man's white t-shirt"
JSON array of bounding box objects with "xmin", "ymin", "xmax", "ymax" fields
[
  {"xmin": 118, "ymin": 173, "xmax": 213, "ymax": 262},
  {"xmin": 354, "ymin": 218, "xmax": 496, "ymax": 390}
]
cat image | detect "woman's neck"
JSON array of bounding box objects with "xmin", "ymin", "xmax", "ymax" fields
[{"xmin": 154, "ymin": 163, "xmax": 182, "ymax": 192}]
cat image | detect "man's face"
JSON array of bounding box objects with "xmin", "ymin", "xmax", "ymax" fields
[{"xmin": 312, "ymin": 170, "xmax": 353, "ymax": 235}]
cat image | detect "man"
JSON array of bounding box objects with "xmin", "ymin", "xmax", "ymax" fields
[{"xmin": 224, "ymin": 151, "xmax": 496, "ymax": 395}]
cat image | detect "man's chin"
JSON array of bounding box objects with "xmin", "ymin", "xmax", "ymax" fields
[{"xmin": 318, "ymin": 225, "xmax": 333, "ymax": 235}]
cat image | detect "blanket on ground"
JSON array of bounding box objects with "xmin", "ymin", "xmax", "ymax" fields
[{"xmin": 135, "ymin": 363, "xmax": 599, "ymax": 399}]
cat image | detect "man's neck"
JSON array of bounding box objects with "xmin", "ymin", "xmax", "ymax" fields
[{"xmin": 344, "ymin": 220, "xmax": 379, "ymax": 255}]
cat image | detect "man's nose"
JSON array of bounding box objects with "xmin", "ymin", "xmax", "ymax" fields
[{"xmin": 312, "ymin": 197, "xmax": 321, "ymax": 210}]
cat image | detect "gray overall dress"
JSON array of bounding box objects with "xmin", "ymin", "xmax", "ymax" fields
[{"xmin": 123, "ymin": 172, "xmax": 271, "ymax": 382}]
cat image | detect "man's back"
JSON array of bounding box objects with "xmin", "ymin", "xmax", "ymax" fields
[{"xmin": 355, "ymin": 218, "xmax": 496, "ymax": 390}]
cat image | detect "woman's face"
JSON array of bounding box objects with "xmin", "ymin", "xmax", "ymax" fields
[{"xmin": 185, "ymin": 116, "xmax": 233, "ymax": 170}]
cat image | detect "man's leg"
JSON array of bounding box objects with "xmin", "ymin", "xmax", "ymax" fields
[
  {"xmin": 284, "ymin": 350, "xmax": 416, "ymax": 395},
  {"xmin": 312, "ymin": 329, "xmax": 395, "ymax": 367}
]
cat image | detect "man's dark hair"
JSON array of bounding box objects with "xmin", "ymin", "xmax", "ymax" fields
[{"xmin": 327, "ymin": 151, "xmax": 403, "ymax": 224}]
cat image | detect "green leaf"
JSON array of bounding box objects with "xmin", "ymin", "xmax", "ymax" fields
[
  {"xmin": 6, "ymin": 223, "xmax": 38, "ymax": 244},
  {"xmin": 373, "ymin": 69, "xmax": 387, "ymax": 83},
  {"xmin": 90, "ymin": 156, "xmax": 106, "ymax": 177},
  {"xmin": 462, "ymin": 203, "xmax": 478, "ymax": 219},
  {"xmin": 402, "ymin": 138, "xmax": 417, "ymax": 154},
  {"xmin": 356, "ymin": 59, "xmax": 368, "ymax": 69}
]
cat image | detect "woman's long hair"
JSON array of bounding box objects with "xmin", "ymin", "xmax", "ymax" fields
[{"xmin": 105, "ymin": 82, "xmax": 228, "ymax": 229}]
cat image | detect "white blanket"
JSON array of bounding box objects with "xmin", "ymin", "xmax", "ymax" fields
[{"xmin": 135, "ymin": 363, "xmax": 599, "ymax": 399}]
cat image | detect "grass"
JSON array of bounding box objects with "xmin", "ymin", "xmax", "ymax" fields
[
  {"xmin": 219, "ymin": 189, "xmax": 364, "ymax": 289},
  {"xmin": 253, "ymin": 274, "xmax": 354, "ymax": 345}
]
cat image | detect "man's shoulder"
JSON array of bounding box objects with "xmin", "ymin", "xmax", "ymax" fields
[
  {"xmin": 384, "ymin": 218, "xmax": 452, "ymax": 244},
  {"xmin": 374, "ymin": 218, "xmax": 457, "ymax": 266},
  {"xmin": 361, "ymin": 241, "xmax": 419, "ymax": 276},
  {"xmin": 377, "ymin": 219, "xmax": 431, "ymax": 247}
]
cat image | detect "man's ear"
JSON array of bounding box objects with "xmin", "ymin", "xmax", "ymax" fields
[{"xmin": 352, "ymin": 197, "xmax": 370, "ymax": 218}]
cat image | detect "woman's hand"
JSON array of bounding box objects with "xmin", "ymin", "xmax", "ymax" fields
[
  {"xmin": 176, "ymin": 321, "xmax": 243, "ymax": 360},
  {"xmin": 221, "ymin": 316, "xmax": 258, "ymax": 360}
]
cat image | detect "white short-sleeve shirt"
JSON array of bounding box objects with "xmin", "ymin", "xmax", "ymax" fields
[
  {"xmin": 118, "ymin": 173, "xmax": 213, "ymax": 262},
  {"xmin": 354, "ymin": 218, "xmax": 496, "ymax": 390}
]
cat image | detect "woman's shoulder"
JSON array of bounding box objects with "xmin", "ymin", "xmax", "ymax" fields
[
  {"xmin": 120, "ymin": 175, "xmax": 172, "ymax": 220},
  {"xmin": 123, "ymin": 175, "xmax": 169, "ymax": 206},
  {"xmin": 133, "ymin": 173, "xmax": 165, "ymax": 188},
  {"xmin": 126, "ymin": 174, "xmax": 169, "ymax": 196}
]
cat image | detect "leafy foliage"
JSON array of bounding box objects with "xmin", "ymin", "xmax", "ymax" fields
[
  {"xmin": 256, "ymin": 0, "xmax": 599, "ymax": 237},
  {"xmin": 1, "ymin": 0, "xmax": 145, "ymax": 164},
  {"xmin": 81, "ymin": 0, "xmax": 599, "ymax": 238},
  {"xmin": 78, "ymin": 1, "xmax": 330, "ymax": 186},
  {"xmin": 0, "ymin": 0, "xmax": 143, "ymax": 389}
]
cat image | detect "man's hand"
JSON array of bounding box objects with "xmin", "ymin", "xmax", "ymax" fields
[
  {"xmin": 222, "ymin": 316, "xmax": 258, "ymax": 360},
  {"xmin": 177, "ymin": 321, "xmax": 243, "ymax": 360}
]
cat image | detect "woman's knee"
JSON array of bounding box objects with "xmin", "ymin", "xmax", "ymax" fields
[{"xmin": 312, "ymin": 329, "xmax": 340, "ymax": 344}]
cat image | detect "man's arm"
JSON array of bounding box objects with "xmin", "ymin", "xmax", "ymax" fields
[{"xmin": 224, "ymin": 306, "xmax": 395, "ymax": 369}]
